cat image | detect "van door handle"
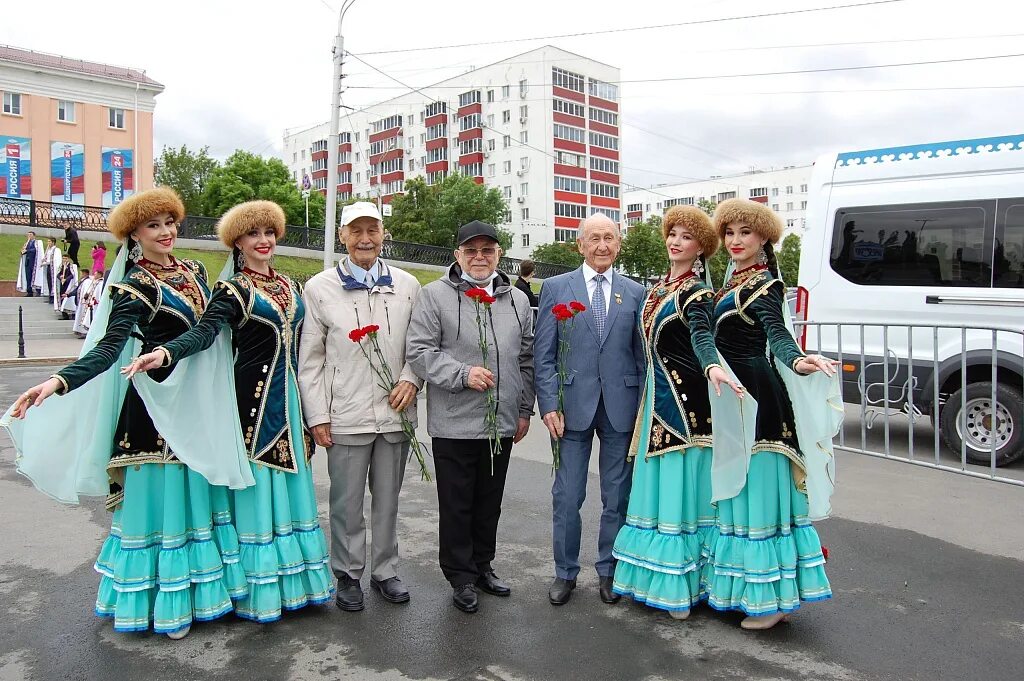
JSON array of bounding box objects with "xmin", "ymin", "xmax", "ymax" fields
[{"xmin": 926, "ymin": 295, "xmax": 1024, "ymax": 307}]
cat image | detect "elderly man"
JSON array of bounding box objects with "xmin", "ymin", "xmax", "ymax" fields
[
  {"xmin": 406, "ymin": 220, "xmax": 535, "ymax": 614},
  {"xmin": 534, "ymin": 213, "xmax": 646, "ymax": 606},
  {"xmin": 298, "ymin": 201, "xmax": 422, "ymax": 612}
]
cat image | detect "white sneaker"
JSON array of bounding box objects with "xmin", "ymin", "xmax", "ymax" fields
[
  {"xmin": 740, "ymin": 613, "xmax": 790, "ymax": 630},
  {"xmin": 668, "ymin": 609, "xmax": 690, "ymax": 620},
  {"xmin": 166, "ymin": 625, "xmax": 191, "ymax": 640}
]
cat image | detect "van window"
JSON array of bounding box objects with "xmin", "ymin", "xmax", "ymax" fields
[
  {"xmin": 994, "ymin": 199, "xmax": 1024, "ymax": 288},
  {"xmin": 830, "ymin": 200, "xmax": 994, "ymax": 287}
]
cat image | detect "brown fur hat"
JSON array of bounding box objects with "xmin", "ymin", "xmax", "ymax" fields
[
  {"xmin": 107, "ymin": 187, "xmax": 186, "ymax": 241},
  {"xmin": 712, "ymin": 198, "xmax": 784, "ymax": 244},
  {"xmin": 216, "ymin": 200, "xmax": 287, "ymax": 249},
  {"xmin": 662, "ymin": 205, "xmax": 719, "ymax": 257}
]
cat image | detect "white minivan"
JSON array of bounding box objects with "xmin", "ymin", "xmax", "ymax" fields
[{"xmin": 797, "ymin": 133, "xmax": 1024, "ymax": 466}]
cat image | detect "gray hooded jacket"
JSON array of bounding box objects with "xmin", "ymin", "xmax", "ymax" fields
[{"xmin": 406, "ymin": 263, "xmax": 535, "ymax": 439}]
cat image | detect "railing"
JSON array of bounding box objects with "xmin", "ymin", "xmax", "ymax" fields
[
  {"xmin": 797, "ymin": 320, "xmax": 1024, "ymax": 486},
  {"xmin": 1, "ymin": 197, "xmax": 575, "ymax": 279}
]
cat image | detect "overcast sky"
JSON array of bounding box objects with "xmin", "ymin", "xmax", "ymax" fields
[{"xmin": 5, "ymin": 0, "xmax": 1023, "ymax": 188}]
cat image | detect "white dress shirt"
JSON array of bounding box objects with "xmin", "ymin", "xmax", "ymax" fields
[{"xmin": 581, "ymin": 262, "xmax": 613, "ymax": 310}]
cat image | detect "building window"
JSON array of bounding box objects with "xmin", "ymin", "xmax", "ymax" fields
[
  {"xmin": 503, "ymin": 160, "xmax": 511, "ymax": 174},
  {"xmin": 57, "ymin": 100, "xmax": 76, "ymax": 123},
  {"xmin": 371, "ymin": 114, "xmax": 403, "ymax": 133},
  {"xmin": 749, "ymin": 187, "xmax": 768, "ymax": 198},
  {"xmin": 801, "ymin": 200, "xmax": 808, "ymax": 210},
  {"xmin": 520, "ymin": 182, "xmax": 528, "ymax": 196},
  {"xmin": 588, "ymin": 132, "xmax": 618, "ymax": 150},
  {"xmin": 487, "ymin": 138, "xmax": 496, "ymax": 151},
  {"xmin": 772, "ymin": 203, "xmax": 779, "ymax": 211},
  {"xmin": 459, "ymin": 114, "xmax": 481, "ymax": 131},
  {"xmin": 522, "ymin": 233, "xmax": 530, "ymax": 247},
  {"xmin": 355, "ymin": 132, "xmax": 360, "ymax": 143},
  {"xmin": 292, "ymin": 152, "xmax": 298, "ymax": 163},
  {"xmin": 553, "ymin": 124, "xmax": 586, "ymax": 144},
  {"xmin": 109, "ymin": 107, "xmax": 125, "ymax": 129},
  {"xmin": 786, "ymin": 185, "xmax": 793, "ymax": 194},
  {"xmin": 521, "ymin": 208, "xmax": 530, "ymax": 221},
  {"xmin": 502, "ymin": 84, "xmax": 510, "ymax": 98},
  {"xmin": 556, "ymin": 151, "xmax": 586, "ymax": 168},
  {"xmin": 591, "ymin": 207, "xmax": 620, "ymax": 222},
  {"xmin": 502, "ymin": 110, "xmax": 511, "ymax": 124},
  {"xmin": 487, "ymin": 89, "xmax": 494, "ymax": 103},
  {"xmin": 519, "ymin": 105, "xmax": 528, "ymax": 120},
  {"xmin": 800, "ymin": 183, "xmax": 808, "ymax": 193},
  {"xmin": 551, "ymin": 67, "xmax": 584, "ymax": 93},
  {"xmin": 771, "ymin": 187, "xmax": 779, "ymax": 197},
  {"xmin": 590, "ymin": 157, "xmax": 619, "ymax": 174},
  {"xmin": 356, "ymin": 172, "xmax": 361, "ymax": 183},
  {"xmin": 554, "ymin": 228, "xmax": 576, "ymax": 242},
  {"xmin": 426, "ymin": 123, "xmax": 447, "ymax": 141},
  {"xmin": 787, "ymin": 219, "xmax": 795, "ymax": 228},
  {"xmin": 786, "ymin": 202, "xmax": 793, "ymax": 211},
  {"xmin": 520, "ymin": 156, "xmax": 529, "ymax": 170},
  {"xmin": 520, "ymin": 131, "xmax": 528, "ymax": 144},
  {"xmin": 487, "ymin": 114, "xmax": 494, "ymax": 128},
  {"xmin": 312, "ymin": 157, "xmax": 328, "ymax": 171},
  {"xmin": 664, "ymin": 197, "xmax": 694, "ymax": 208},
  {"xmin": 3, "ymin": 92, "xmax": 22, "ymax": 115},
  {"xmin": 588, "ymin": 78, "xmax": 619, "ymax": 101},
  {"xmin": 503, "ymin": 186, "xmax": 512, "ymax": 199},
  {"xmin": 424, "ymin": 101, "xmax": 447, "ymax": 118},
  {"xmin": 355, "ymin": 152, "xmax": 361, "ymax": 162},
  {"xmin": 488, "ymin": 163, "xmax": 495, "ymax": 177},
  {"xmin": 301, "ymin": 148, "xmax": 306, "ymax": 160},
  {"xmin": 555, "ymin": 202, "xmax": 588, "ymax": 219},
  {"xmin": 459, "ymin": 138, "xmax": 483, "ymax": 155},
  {"xmin": 519, "ymin": 79, "xmax": 528, "ymax": 97},
  {"xmin": 554, "ymin": 176, "xmax": 586, "ymax": 194},
  {"xmin": 459, "ymin": 90, "xmax": 481, "ymax": 107},
  {"xmin": 553, "ymin": 99, "xmax": 585, "ymax": 117},
  {"xmin": 503, "ymin": 135, "xmax": 511, "ymax": 148},
  {"xmin": 588, "ymin": 107, "xmax": 618, "ymax": 126},
  {"xmin": 427, "ymin": 147, "xmax": 448, "ymax": 163},
  {"xmin": 591, "ymin": 182, "xmax": 619, "ymax": 199}
]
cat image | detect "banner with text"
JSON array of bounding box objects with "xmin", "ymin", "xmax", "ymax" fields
[
  {"xmin": 1, "ymin": 136, "xmax": 32, "ymax": 199},
  {"xmin": 101, "ymin": 147, "xmax": 134, "ymax": 207},
  {"xmin": 50, "ymin": 142, "xmax": 85, "ymax": 204}
]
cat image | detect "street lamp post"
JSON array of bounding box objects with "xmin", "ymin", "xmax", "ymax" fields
[{"xmin": 324, "ymin": 0, "xmax": 357, "ymax": 270}]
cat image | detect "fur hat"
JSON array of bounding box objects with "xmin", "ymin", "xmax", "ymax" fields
[
  {"xmin": 712, "ymin": 198, "xmax": 784, "ymax": 245},
  {"xmin": 216, "ymin": 200, "xmax": 287, "ymax": 249},
  {"xmin": 662, "ymin": 205, "xmax": 719, "ymax": 257},
  {"xmin": 107, "ymin": 187, "xmax": 186, "ymax": 241}
]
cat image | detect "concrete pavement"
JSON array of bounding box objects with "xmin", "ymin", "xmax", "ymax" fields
[{"xmin": 1, "ymin": 363, "xmax": 1023, "ymax": 681}]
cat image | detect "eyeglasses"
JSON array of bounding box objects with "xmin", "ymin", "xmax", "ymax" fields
[{"xmin": 460, "ymin": 247, "xmax": 498, "ymax": 258}]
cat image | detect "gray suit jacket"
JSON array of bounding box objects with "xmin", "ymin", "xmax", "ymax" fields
[{"xmin": 534, "ymin": 266, "xmax": 646, "ymax": 433}]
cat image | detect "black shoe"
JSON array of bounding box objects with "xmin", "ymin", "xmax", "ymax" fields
[
  {"xmin": 452, "ymin": 584, "xmax": 479, "ymax": 613},
  {"xmin": 599, "ymin": 576, "xmax": 621, "ymax": 604},
  {"xmin": 548, "ymin": 577, "xmax": 576, "ymax": 605},
  {"xmin": 370, "ymin": 577, "xmax": 410, "ymax": 604},
  {"xmin": 335, "ymin": 574, "xmax": 364, "ymax": 612},
  {"xmin": 475, "ymin": 570, "xmax": 511, "ymax": 597}
]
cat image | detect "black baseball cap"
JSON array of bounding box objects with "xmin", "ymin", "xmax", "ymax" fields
[{"xmin": 457, "ymin": 220, "xmax": 499, "ymax": 246}]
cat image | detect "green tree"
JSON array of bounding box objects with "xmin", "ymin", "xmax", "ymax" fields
[
  {"xmin": 154, "ymin": 145, "xmax": 219, "ymax": 215},
  {"xmin": 531, "ymin": 241, "xmax": 584, "ymax": 268},
  {"xmin": 777, "ymin": 233, "xmax": 801, "ymax": 287},
  {"xmin": 619, "ymin": 216, "xmax": 667, "ymax": 280},
  {"xmin": 200, "ymin": 151, "xmax": 318, "ymax": 227},
  {"xmin": 387, "ymin": 173, "xmax": 507, "ymax": 247}
]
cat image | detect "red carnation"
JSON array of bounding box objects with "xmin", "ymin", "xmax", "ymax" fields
[
  {"xmin": 465, "ymin": 287, "xmax": 489, "ymax": 302},
  {"xmin": 821, "ymin": 546, "xmax": 830, "ymax": 562},
  {"xmin": 569, "ymin": 300, "xmax": 587, "ymax": 314},
  {"xmin": 363, "ymin": 324, "xmax": 380, "ymax": 335},
  {"xmin": 348, "ymin": 328, "xmax": 366, "ymax": 343},
  {"xmin": 552, "ymin": 304, "xmax": 572, "ymax": 321}
]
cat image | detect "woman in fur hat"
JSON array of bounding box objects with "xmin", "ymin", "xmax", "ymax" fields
[
  {"xmin": 126, "ymin": 200, "xmax": 334, "ymax": 623},
  {"xmin": 704, "ymin": 198, "xmax": 841, "ymax": 630},
  {"xmin": 5, "ymin": 187, "xmax": 254, "ymax": 639},
  {"xmin": 610, "ymin": 205, "xmax": 742, "ymax": 619}
]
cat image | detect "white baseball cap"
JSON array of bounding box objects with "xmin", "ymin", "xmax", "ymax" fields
[{"xmin": 340, "ymin": 201, "xmax": 382, "ymax": 227}]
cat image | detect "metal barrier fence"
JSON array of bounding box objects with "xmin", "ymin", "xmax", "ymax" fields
[
  {"xmin": 0, "ymin": 197, "xmax": 576, "ymax": 280},
  {"xmin": 797, "ymin": 320, "xmax": 1024, "ymax": 487}
]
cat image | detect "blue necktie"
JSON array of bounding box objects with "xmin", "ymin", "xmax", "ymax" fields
[{"xmin": 592, "ymin": 273, "xmax": 607, "ymax": 341}]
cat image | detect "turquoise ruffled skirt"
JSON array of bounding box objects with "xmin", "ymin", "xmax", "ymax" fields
[
  {"xmin": 94, "ymin": 463, "xmax": 246, "ymax": 634},
  {"xmin": 704, "ymin": 451, "xmax": 831, "ymax": 616},
  {"xmin": 612, "ymin": 445, "xmax": 715, "ymax": 613},
  {"xmin": 231, "ymin": 377, "xmax": 333, "ymax": 623}
]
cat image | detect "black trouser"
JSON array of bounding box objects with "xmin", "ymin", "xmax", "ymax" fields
[
  {"xmin": 67, "ymin": 241, "xmax": 80, "ymax": 266},
  {"xmin": 45, "ymin": 265, "xmax": 53, "ymax": 301},
  {"xmin": 432, "ymin": 436, "xmax": 513, "ymax": 588}
]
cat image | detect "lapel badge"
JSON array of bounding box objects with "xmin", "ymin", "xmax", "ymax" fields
[{"xmin": 614, "ymin": 293, "xmax": 622, "ymax": 305}]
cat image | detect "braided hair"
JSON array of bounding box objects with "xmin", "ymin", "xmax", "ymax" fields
[{"xmin": 763, "ymin": 241, "xmax": 781, "ymax": 280}]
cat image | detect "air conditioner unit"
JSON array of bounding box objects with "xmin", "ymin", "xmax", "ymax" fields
[
  {"xmin": 516, "ymin": 196, "xmax": 525, "ymax": 203},
  {"xmin": 519, "ymin": 117, "xmax": 528, "ymax": 124},
  {"xmin": 516, "ymin": 170, "xmax": 525, "ymax": 177},
  {"xmin": 519, "ymin": 90, "xmax": 527, "ymax": 99}
]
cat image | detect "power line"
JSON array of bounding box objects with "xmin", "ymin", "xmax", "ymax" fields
[
  {"xmin": 343, "ymin": 51, "xmax": 1024, "ymax": 90},
  {"xmin": 355, "ymin": 0, "xmax": 907, "ymax": 56},
  {"xmin": 344, "ymin": 51, "xmax": 705, "ymax": 200}
]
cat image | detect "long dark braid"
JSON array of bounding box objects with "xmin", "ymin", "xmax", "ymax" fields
[{"xmin": 763, "ymin": 241, "xmax": 781, "ymax": 280}]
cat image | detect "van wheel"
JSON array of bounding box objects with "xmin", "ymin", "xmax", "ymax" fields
[{"xmin": 939, "ymin": 382, "xmax": 1024, "ymax": 467}]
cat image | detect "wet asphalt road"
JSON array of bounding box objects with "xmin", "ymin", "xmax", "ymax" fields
[{"xmin": 1, "ymin": 364, "xmax": 1023, "ymax": 681}]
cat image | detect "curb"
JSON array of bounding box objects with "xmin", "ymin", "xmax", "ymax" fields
[{"xmin": 0, "ymin": 357, "xmax": 75, "ymax": 367}]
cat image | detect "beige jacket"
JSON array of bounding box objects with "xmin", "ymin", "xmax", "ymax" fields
[{"xmin": 298, "ymin": 258, "xmax": 422, "ymax": 435}]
